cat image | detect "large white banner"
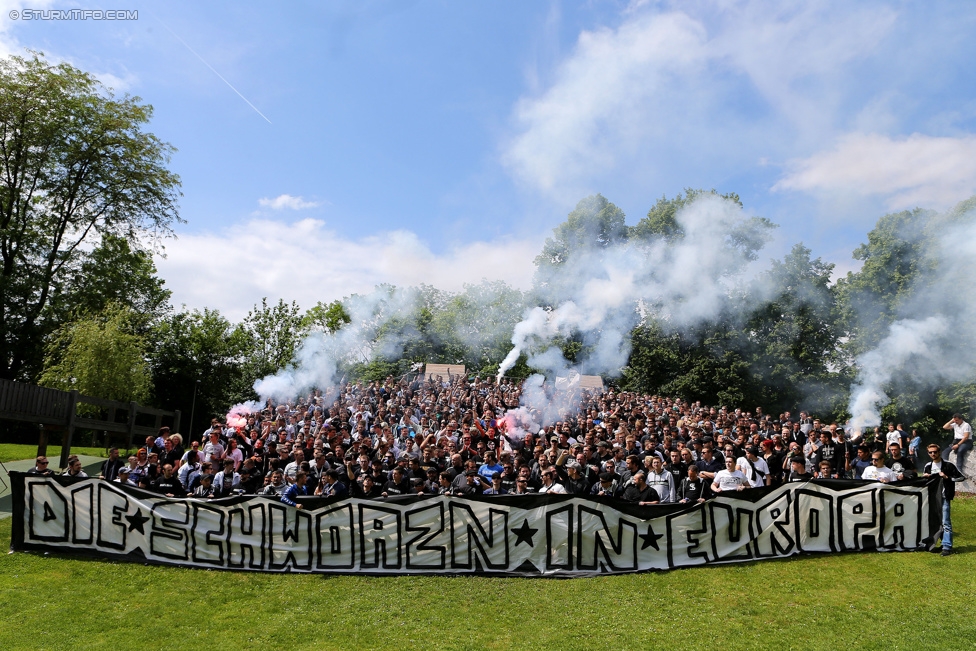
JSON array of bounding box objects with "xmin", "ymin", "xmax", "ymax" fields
[{"xmin": 9, "ymin": 474, "xmax": 941, "ymax": 576}]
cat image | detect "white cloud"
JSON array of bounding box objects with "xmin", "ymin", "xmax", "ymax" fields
[
  {"xmin": 502, "ymin": 1, "xmax": 896, "ymax": 198},
  {"xmin": 773, "ymin": 132, "xmax": 976, "ymax": 210},
  {"xmin": 156, "ymin": 218, "xmax": 543, "ymax": 322},
  {"xmin": 0, "ymin": 0, "xmax": 53, "ymax": 58},
  {"xmin": 257, "ymin": 194, "xmax": 322, "ymax": 211},
  {"xmin": 1, "ymin": 1, "xmax": 137, "ymax": 91}
]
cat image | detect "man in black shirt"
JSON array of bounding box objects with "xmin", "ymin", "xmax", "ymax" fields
[
  {"xmin": 26, "ymin": 455, "xmax": 54, "ymax": 476},
  {"xmin": 787, "ymin": 455, "xmax": 812, "ymax": 482},
  {"xmin": 621, "ymin": 472, "xmax": 658, "ymax": 505},
  {"xmin": 812, "ymin": 431, "xmax": 842, "ymax": 478},
  {"xmin": 152, "ymin": 464, "xmax": 186, "ymax": 497},
  {"xmin": 665, "ymin": 448, "xmax": 688, "ymax": 485},
  {"xmin": 381, "ymin": 467, "xmax": 411, "ymax": 497},
  {"xmin": 99, "ymin": 447, "xmax": 125, "ymax": 481},
  {"xmin": 695, "ymin": 448, "xmax": 723, "ymax": 485},
  {"xmin": 678, "ymin": 465, "xmax": 707, "ymax": 503},
  {"xmin": 350, "ymin": 473, "xmax": 384, "ymax": 499},
  {"xmin": 885, "ymin": 443, "xmax": 916, "ymax": 480}
]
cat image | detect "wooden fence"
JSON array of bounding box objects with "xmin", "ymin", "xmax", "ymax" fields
[{"xmin": 0, "ymin": 378, "xmax": 180, "ymax": 468}]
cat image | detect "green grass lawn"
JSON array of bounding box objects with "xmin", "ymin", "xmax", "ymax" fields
[
  {"xmin": 2, "ymin": 497, "xmax": 975, "ymax": 650},
  {"xmin": 0, "ymin": 444, "xmax": 109, "ymax": 463}
]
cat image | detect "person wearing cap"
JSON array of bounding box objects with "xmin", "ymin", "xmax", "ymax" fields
[
  {"xmin": 239, "ymin": 458, "xmax": 263, "ymax": 494},
  {"xmin": 27, "ymin": 455, "xmax": 54, "ymax": 476},
  {"xmin": 115, "ymin": 467, "xmax": 136, "ymax": 486},
  {"xmin": 923, "ymin": 443, "xmax": 965, "ymax": 555},
  {"xmin": 423, "ymin": 467, "xmax": 441, "ymax": 493},
  {"xmin": 787, "ymin": 455, "xmax": 812, "ymax": 482},
  {"xmin": 557, "ymin": 460, "xmax": 591, "ymax": 496},
  {"xmin": 885, "ymin": 443, "xmax": 916, "ymax": 481},
  {"xmin": 482, "ymin": 472, "xmax": 508, "ymax": 495}
]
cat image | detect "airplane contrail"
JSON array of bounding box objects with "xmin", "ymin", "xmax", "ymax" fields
[{"xmin": 153, "ymin": 15, "xmax": 273, "ymax": 125}]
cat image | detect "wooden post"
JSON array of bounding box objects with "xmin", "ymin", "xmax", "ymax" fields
[
  {"xmin": 127, "ymin": 401, "xmax": 138, "ymax": 451},
  {"xmin": 173, "ymin": 410, "xmax": 181, "ymax": 437},
  {"xmin": 37, "ymin": 424, "xmax": 48, "ymax": 458},
  {"xmin": 59, "ymin": 390, "xmax": 79, "ymax": 469}
]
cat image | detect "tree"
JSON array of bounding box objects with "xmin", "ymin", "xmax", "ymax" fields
[
  {"xmin": 39, "ymin": 303, "xmax": 150, "ymax": 403},
  {"xmin": 148, "ymin": 309, "xmax": 250, "ymax": 436},
  {"xmin": 534, "ymin": 194, "xmax": 628, "ymax": 270},
  {"xmin": 304, "ymin": 299, "xmax": 351, "ymax": 334},
  {"xmin": 46, "ymin": 233, "xmax": 172, "ymax": 333},
  {"xmin": 241, "ymin": 298, "xmax": 308, "ymax": 381},
  {"xmin": 834, "ymin": 208, "xmax": 934, "ymax": 357},
  {"xmin": 0, "ymin": 53, "xmax": 181, "ymax": 380},
  {"xmin": 744, "ymin": 244, "xmax": 844, "ymax": 413},
  {"xmin": 631, "ymin": 189, "xmax": 775, "ymax": 260}
]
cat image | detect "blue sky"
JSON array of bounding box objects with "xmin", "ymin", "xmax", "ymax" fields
[{"xmin": 3, "ymin": 0, "xmax": 976, "ymax": 320}]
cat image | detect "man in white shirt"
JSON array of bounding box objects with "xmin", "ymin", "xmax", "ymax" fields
[
  {"xmin": 942, "ymin": 413, "xmax": 972, "ymax": 468},
  {"xmin": 538, "ymin": 468, "xmax": 567, "ymax": 494},
  {"xmin": 711, "ymin": 457, "xmax": 749, "ymax": 493},
  {"xmin": 861, "ymin": 453, "xmax": 897, "ymax": 483},
  {"xmin": 735, "ymin": 446, "xmax": 770, "ymax": 488}
]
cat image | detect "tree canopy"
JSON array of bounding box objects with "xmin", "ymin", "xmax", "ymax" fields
[{"xmin": 0, "ymin": 52, "xmax": 181, "ymax": 380}]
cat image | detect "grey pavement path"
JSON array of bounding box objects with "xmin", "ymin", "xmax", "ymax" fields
[{"xmin": 0, "ymin": 454, "xmax": 105, "ymax": 520}]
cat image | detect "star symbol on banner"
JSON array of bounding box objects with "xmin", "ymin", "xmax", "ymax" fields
[
  {"xmin": 639, "ymin": 523, "xmax": 663, "ymax": 551},
  {"xmin": 512, "ymin": 519, "xmax": 538, "ymax": 547},
  {"xmin": 125, "ymin": 509, "xmax": 149, "ymax": 535}
]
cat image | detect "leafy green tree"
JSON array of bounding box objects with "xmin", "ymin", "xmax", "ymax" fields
[
  {"xmin": 39, "ymin": 303, "xmax": 150, "ymax": 403},
  {"xmin": 304, "ymin": 299, "xmax": 351, "ymax": 334},
  {"xmin": 428, "ymin": 281, "xmax": 527, "ymax": 374},
  {"xmin": 631, "ymin": 189, "xmax": 775, "ymax": 261},
  {"xmin": 534, "ymin": 194, "xmax": 628, "ymax": 270},
  {"xmin": 834, "ymin": 208, "xmax": 934, "ymax": 357},
  {"xmin": 148, "ymin": 309, "xmax": 250, "ymax": 437},
  {"xmin": 744, "ymin": 244, "xmax": 844, "ymax": 413},
  {"xmin": 0, "ymin": 53, "xmax": 181, "ymax": 380},
  {"xmin": 622, "ymin": 320, "xmax": 753, "ymax": 407},
  {"xmin": 47, "ymin": 233, "xmax": 172, "ymax": 333},
  {"xmin": 241, "ymin": 298, "xmax": 309, "ymax": 380}
]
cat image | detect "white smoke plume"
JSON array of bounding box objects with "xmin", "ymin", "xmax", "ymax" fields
[
  {"xmin": 497, "ymin": 194, "xmax": 773, "ymax": 424},
  {"xmin": 846, "ymin": 205, "xmax": 976, "ymax": 430},
  {"xmin": 238, "ymin": 280, "xmax": 528, "ymax": 414},
  {"xmin": 248, "ymin": 285, "xmax": 422, "ymax": 405}
]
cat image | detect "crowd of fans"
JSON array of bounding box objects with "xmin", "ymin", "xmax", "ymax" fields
[{"xmin": 29, "ymin": 373, "xmax": 964, "ymax": 504}]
